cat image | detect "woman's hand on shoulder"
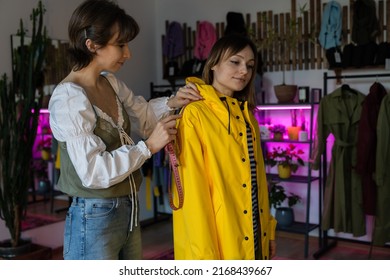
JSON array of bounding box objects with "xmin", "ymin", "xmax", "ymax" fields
[{"xmin": 167, "ymin": 82, "xmax": 202, "ymax": 109}]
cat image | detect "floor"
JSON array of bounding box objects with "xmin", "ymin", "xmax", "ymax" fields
[{"xmin": 27, "ymin": 196, "xmax": 390, "ymax": 260}]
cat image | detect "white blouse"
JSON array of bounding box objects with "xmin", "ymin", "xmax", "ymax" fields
[{"xmin": 49, "ymin": 72, "xmax": 172, "ymax": 189}]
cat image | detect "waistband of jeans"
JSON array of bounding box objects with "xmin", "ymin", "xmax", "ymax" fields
[{"xmin": 72, "ymin": 196, "xmax": 131, "ymax": 205}]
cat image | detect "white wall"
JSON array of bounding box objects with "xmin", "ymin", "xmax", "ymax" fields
[{"xmin": 0, "ymin": 0, "xmax": 156, "ymax": 97}]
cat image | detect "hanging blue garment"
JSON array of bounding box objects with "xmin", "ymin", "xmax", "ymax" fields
[{"xmin": 318, "ymin": 1, "xmax": 342, "ymax": 50}]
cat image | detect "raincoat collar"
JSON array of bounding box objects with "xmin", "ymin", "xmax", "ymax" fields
[{"xmin": 185, "ymin": 76, "xmax": 248, "ymax": 134}]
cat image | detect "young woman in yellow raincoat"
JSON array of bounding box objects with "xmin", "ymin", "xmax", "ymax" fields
[{"xmin": 172, "ymin": 34, "xmax": 277, "ymax": 260}]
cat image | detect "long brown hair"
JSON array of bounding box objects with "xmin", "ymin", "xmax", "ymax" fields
[{"xmin": 202, "ymin": 34, "xmax": 258, "ymax": 110}]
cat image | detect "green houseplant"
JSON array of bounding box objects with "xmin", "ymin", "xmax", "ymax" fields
[
  {"xmin": 265, "ymin": 143, "xmax": 304, "ymax": 178},
  {"xmin": 266, "ymin": 144, "xmax": 304, "ymax": 167},
  {"xmin": 269, "ymin": 181, "xmax": 301, "ymax": 227},
  {"xmin": 269, "ymin": 182, "xmax": 301, "ymax": 209},
  {"xmin": 0, "ymin": 1, "xmax": 48, "ymax": 252}
]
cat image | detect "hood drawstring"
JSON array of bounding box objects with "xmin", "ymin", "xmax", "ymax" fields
[{"xmin": 220, "ymin": 97, "xmax": 231, "ymax": 134}]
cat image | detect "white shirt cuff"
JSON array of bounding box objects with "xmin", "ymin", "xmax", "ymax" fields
[{"xmin": 139, "ymin": 140, "xmax": 152, "ymax": 158}]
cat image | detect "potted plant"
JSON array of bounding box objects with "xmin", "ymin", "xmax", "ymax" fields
[
  {"xmin": 32, "ymin": 158, "xmax": 51, "ymax": 194},
  {"xmin": 287, "ymin": 109, "xmax": 300, "ymax": 140},
  {"xmin": 269, "ymin": 124, "xmax": 286, "ymax": 141},
  {"xmin": 265, "ymin": 143, "xmax": 304, "ymax": 178},
  {"xmin": 0, "ymin": 1, "xmax": 49, "ymax": 257},
  {"xmin": 37, "ymin": 137, "xmax": 52, "ymax": 160},
  {"xmin": 269, "ymin": 181, "xmax": 301, "ymax": 227}
]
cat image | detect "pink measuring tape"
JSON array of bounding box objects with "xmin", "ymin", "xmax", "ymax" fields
[{"xmin": 165, "ymin": 142, "xmax": 184, "ymax": 210}]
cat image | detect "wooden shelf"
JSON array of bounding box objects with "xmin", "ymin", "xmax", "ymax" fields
[
  {"xmin": 267, "ymin": 173, "xmax": 320, "ymax": 183},
  {"xmin": 277, "ymin": 221, "xmax": 319, "ymax": 234}
]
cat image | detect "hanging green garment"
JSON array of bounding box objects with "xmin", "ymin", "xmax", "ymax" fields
[
  {"xmin": 374, "ymin": 93, "xmax": 390, "ymax": 245},
  {"xmin": 312, "ymin": 87, "xmax": 366, "ymax": 237}
]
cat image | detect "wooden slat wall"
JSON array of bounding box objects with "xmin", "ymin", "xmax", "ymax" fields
[
  {"xmin": 162, "ymin": 0, "xmax": 390, "ymax": 76},
  {"xmin": 387, "ymin": 0, "xmax": 390, "ymax": 40},
  {"xmin": 309, "ymin": 0, "xmax": 315, "ymax": 69},
  {"xmin": 379, "ymin": 1, "xmax": 384, "ymax": 42},
  {"xmin": 316, "ymin": 0, "xmax": 322, "ymax": 69}
]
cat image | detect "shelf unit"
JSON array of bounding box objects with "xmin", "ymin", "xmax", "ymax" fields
[
  {"xmin": 257, "ymin": 98, "xmax": 322, "ymax": 259},
  {"xmin": 143, "ymin": 82, "xmax": 186, "ymax": 226},
  {"xmin": 31, "ymin": 109, "xmax": 69, "ymax": 213},
  {"xmin": 30, "ymin": 109, "xmax": 53, "ymax": 202}
]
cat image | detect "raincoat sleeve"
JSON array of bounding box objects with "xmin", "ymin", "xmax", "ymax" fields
[{"xmin": 173, "ymin": 106, "xmax": 221, "ymax": 259}]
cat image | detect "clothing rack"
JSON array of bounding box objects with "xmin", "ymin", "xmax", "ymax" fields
[
  {"xmin": 141, "ymin": 82, "xmax": 185, "ymax": 227},
  {"xmin": 313, "ymin": 71, "xmax": 390, "ymax": 259}
]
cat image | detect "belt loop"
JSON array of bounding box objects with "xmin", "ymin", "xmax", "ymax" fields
[{"xmin": 115, "ymin": 197, "xmax": 120, "ymax": 208}]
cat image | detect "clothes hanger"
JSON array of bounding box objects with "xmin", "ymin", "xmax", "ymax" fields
[{"xmin": 341, "ymin": 77, "xmax": 357, "ymax": 95}]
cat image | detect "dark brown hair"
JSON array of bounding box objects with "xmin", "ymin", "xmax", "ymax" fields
[
  {"xmin": 202, "ymin": 34, "xmax": 258, "ymax": 110},
  {"xmin": 68, "ymin": 0, "xmax": 140, "ymax": 71}
]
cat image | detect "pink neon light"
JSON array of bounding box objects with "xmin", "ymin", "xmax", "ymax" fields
[
  {"xmin": 31, "ymin": 109, "xmax": 50, "ymax": 113},
  {"xmin": 256, "ymin": 105, "xmax": 312, "ymax": 110}
]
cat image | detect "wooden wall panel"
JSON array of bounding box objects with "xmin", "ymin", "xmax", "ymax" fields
[
  {"xmin": 316, "ymin": 0, "xmax": 322, "ymax": 69},
  {"xmin": 162, "ymin": 0, "xmax": 390, "ymax": 78},
  {"xmin": 387, "ymin": 0, "xmax": 390, "ymax": 41}
]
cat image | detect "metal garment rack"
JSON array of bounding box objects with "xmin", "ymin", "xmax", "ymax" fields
[
  {"xmin": 142, "ymin": 82, "xmax": 185, "ymax": 227},
  {"xmin": 313, "ymin": 71, "xmax": 390, "ymax": 259}
]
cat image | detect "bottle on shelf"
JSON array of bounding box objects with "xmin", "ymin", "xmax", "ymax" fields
[{"xmin": 298, "ymin": 86, "xmax": 309, "ymax": 103}]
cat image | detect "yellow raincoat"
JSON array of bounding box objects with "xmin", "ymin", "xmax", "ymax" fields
[{"xmin": 172, "ymin": 77, "xmax": 276, "ymax": 260}]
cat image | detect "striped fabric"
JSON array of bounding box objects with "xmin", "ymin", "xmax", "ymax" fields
[{"xmin": 246, "ymin": 123, "xmax": 259, "ymax": 252}]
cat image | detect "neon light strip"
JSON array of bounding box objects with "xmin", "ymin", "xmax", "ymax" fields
[
  {"xmin": 31, "ymin": 109, "xmax": 50, "ymax": 113},
  {"xmin": 256, "ymin": 105, "xmax": 312, "ymax": 110}
]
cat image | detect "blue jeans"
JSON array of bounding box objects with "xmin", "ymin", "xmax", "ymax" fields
[{"xmin": 63, "ymin": 196, "xmax": 142, "ymax": 260}]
